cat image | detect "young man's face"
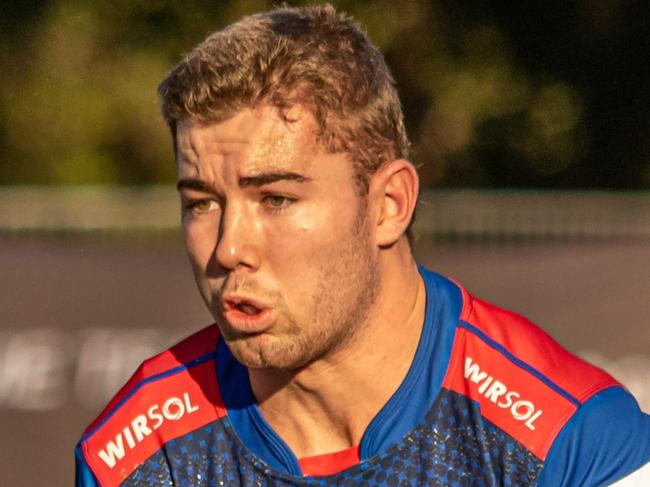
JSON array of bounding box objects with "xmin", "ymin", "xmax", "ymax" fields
[{"xmin": 176, "ymin": 106, "xmax": 381, "ymax": 370}]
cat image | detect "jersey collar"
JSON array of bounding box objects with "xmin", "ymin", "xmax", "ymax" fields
[{"xmin": 215, "ymin": 266, "xmax": 462, "ymax": 475}]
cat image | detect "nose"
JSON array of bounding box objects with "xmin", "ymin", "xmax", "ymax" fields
[{"xmin": 215, "ymin": 203, "xmax": 260, "ymax": 271}]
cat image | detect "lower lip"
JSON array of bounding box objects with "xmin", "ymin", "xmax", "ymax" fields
[{"xmin": 223, "ymin": 307, "xmax": 274, "ymax": 333}]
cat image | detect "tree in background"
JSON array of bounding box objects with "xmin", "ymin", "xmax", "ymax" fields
[{"xmin": 1, "ymin": 0, "xmax": 648, "ymax": 188}]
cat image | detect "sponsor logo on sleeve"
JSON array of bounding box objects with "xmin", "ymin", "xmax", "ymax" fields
[
  {"xmin": 99, "ymin": 392, "xmax": 199, "ymax": 468},
  {"xmin": 83, "ymin": 358, "xmax": 225, "ymax": 486},
  {"xmin": 443, "ymin": 327, "xmax": 579, "ymax": 460},
  {"xmin": 464, "ymin": 357, "xmax": 542, "ymax": 430}
]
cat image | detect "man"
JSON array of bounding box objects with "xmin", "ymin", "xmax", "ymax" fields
[{"xmin": 75, "ymin": 5, "xmax": 650, "ymax": 486}]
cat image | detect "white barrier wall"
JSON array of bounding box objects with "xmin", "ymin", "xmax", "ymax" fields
[{"xmin": 0, "ymin": 327, "xmax": 647, "ymax": 413}]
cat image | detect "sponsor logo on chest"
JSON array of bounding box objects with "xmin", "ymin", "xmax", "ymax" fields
[
  {"xmin": 464, "ymin": 357, "xmax": 542, "ymax": 430},
  {"xmin": 98, "ymin": 392, "xmax": 199, "ymax": 468}
]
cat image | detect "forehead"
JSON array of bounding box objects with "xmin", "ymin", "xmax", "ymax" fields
[{"xmin": 175, "ymin": 106, "xmax": 323, "ymax": 174}]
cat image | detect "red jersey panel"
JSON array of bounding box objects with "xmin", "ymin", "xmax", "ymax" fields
[
  {"xmin": 80, "ymin": 325, "xmax": 227, "ymax": 486},
  {"xmin": 445, "ymin": 285, "xmax": 620, "ymax": 460}
]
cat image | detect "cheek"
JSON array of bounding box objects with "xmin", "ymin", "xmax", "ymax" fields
[
  {"xmin": 183, "ymin": 219, "xmax": 219, "ymax": 267},
  {"xmin": 264, "ymin": 204, "xmax": 360, "ymax": 287},
  {"xmin": 266, "ymin": 205, "xmax": 343, "ymax": 257}
]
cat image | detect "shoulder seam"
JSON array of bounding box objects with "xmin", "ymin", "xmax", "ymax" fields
[
  {"xmin": 452, "ymin": 279, "xmax": 475, "ymax": 324},
  {"xmin": 81, "ymin": 349, "xmax": 217, "ymax": 441},
  {"xmin": 458, "ymin": 321, "xmax": 581, "ymax": 407},
  {"xmin": 577, "ymin": 381, "xmax": 624, "ymax": 404}
]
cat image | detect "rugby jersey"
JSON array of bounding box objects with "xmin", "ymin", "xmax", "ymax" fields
[{"xmin": 76, "ymin": 267, "xmax": 650, "ymax": 486}]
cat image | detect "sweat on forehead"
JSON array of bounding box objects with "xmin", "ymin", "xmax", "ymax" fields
[
  {"xmin": 175, "ymin": 106, "xmax": 330, "ymax": 186},
  {"xmin": 175, "ymin": 106, "xmax": 322, "ymax": 164}
]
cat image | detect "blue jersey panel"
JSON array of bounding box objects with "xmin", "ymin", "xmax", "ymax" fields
[
  {"xmin": 75, "ymin": 443, "xmax": 101, "ymax": 487},
  {"xmin": 538, "ymin": 386, "xmax": 650, "ymax": 487},
  {"xmin": 119, "ymin": 389, "xmax": 542, "ymax": 486}
]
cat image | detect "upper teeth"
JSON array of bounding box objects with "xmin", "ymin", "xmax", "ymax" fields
[{"xmin": 238, "ymin": 303, "xmax": 259, "ymax": 315}]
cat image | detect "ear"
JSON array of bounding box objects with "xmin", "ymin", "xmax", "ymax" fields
[{"xmin": 369, "ymin": 159, "xmax": 419, "ymax": 247}]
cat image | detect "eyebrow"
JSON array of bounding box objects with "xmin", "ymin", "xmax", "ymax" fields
[
  {"xmin": 176, "ymin": 171, "xmax": 311, "ymax": 194},
  {"xmin": 176, "ymin": 178, "xmax": 217, "ymax": 195},
  {"xmin": 239, "ymin": 171, "xmax": 311, "ymax": 187}
]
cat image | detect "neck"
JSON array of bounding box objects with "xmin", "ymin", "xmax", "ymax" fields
[{"xmin": 248, "ymin": 248, "xmax": 425, "ymax": 458}]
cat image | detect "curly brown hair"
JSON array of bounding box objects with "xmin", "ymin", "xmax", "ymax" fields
[{"xmin": 158, "ymin": 4, "xmax": 410, "ymax": 194}]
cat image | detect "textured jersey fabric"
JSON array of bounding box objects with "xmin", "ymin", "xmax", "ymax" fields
[{"xmin": 75, "ymin": 267, "xmax": 650, "ymax": 486}]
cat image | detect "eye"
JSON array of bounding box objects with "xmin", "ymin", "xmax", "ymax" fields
[
  {"xmin": 262, "ymin": 194, "xmax": 295, "ymax": 211},
  {"xmin": 185, "ymin": 198, "xmax": 220, "ymax": 214}
]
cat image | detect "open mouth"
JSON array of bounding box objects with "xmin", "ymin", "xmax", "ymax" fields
[
  {"xmin": 235, "ymin": 302, "xmax": 262, "ymax": 316},
  {"xmin": 221, "ymin": 297, "xmax": 272, "ymax": 330}
]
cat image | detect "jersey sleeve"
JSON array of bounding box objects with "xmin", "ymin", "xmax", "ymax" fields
[
  {"xmin": 537, "ymin": 386, "xmax": 650, "ymax": 487},
  {"xmin": 73, "ymin": 324, "xmax": 225, "ymax": 487},
  {"xmin": 75, "ymin": 442, "xmax": 101, "ymax": 487}
]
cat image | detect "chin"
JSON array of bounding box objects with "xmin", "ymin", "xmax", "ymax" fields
[{"xmin": 226, "ymin": 336, "xmax": 313, "ymax": 371}]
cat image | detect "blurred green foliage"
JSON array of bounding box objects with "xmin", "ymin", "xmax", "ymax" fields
[{"xmin": 1, "ymin": 0, "xmax": 648, "ymax": 188}]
